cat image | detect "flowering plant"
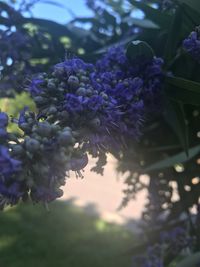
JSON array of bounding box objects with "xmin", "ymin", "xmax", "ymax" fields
[{"xmin": 0, "ymin": 0, "xmax": 200, "ymax": 266}]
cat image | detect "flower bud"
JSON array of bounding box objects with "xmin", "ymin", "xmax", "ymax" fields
[
  {"xmin": 36, "ymin": 122, "xmax": 52, "ymax": 137},
  {"xmin": 76, "ymin": 87, "xmax": 86, "ymax": 96},
  {"xmin": 63, "ymin": 127, "xmax": 72, "ymax": 132},
  {"xmin": 12, "ymin": 144, "xmax": 24, "ymax": 155},
  {"xmin": 34, "ymin": 96, "xmax": 47, "ymax": 105},
  {"xmin": 86, "ymin": 89, "xmax": 93, "ymax": 96},
  {"xmin": 58, "ymin": 131, "xmax": 74, "ymax": 145},
  {"xmin": 27, "ymin": 118, "xmax": 34, "ymax": 124},
  {"xmin": 19, "ymin": 122, "xmax": 30, "ymax": 132},
  {"xmin": 90, "ymin": 118, "xmax": 101, "ymax": 128},
  {"xmin": 80, "ymin": 75, "xmax": 89, "ymax": 83},
  {"xmin": 57, "ymin": 178, "xmax": 66, "ymax": 186},
  {"xmin": 58, "ymin": 86, "xmax": 65, "ymax": 93},
  {"xmin": 55, "ymin": 188, "xmax": 63, "ymax": 198},
  {"xmin": 100, "ymin": 92, "xmax": 108, "ymax": 100},
  {"xmin": 54, "ymin": 66, "xmax": 65, "ymax": 76},
  {"xmin": 51, "ymin": 124, "xmax": 60, "ymax": 133},
  {"xmin": 68, "ymin": 75, "xmax": 79, "ymax": 89},
  {"xmin": 25, "ymin": 138, "xmax": 40, "ymax": 153},
  {"xmin": 47, "ymin": 79, "xmax": 56, "ymax": 90},
  {"xmin": 60, "ymin": 111, "xmax": 69, "ymax": 120},
  {"xmin": 48, "ymin": 106, "xmax": 57, "ymax": 115}
]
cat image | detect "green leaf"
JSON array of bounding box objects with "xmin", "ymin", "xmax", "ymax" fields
[
  {"xmin": 178, "ymin": 0, "xmax": 200, "ymax": 15},
  {"xmin": 164, "ymin": 100, "xmax": 189, "ymax": 155},
  {"xmin": 181, "ymin": 3, "xmax": 200, "ymax": 26},
  {"xmin": 167, "ymin": 77, "xmax": 200, "ymax": 93},
  {"xmin": 126, "ymin": 40, "xmax": 154, "ymax": 61},
  {"xmin": 145, "ymin": 144, "xmax": 200, "ymax": 172},
  {"xmin": 164, "ymin": 8, "xmax": 183, "ymax": 63},
  {"xmin": 165, "ymin": 76, "xmax": 200, "ymax": 105},
  {"xmin": 176, "ymin": 252, "xmax": 200, "ymax": 267},
  {"xmin": 128, "ymin": 0, "xmax": 171, "ymax": 28}
]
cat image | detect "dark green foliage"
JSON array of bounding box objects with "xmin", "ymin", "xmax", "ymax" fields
[{"xmin": 0, "ymin": 202, "xmax": 134, "ymax": 267}]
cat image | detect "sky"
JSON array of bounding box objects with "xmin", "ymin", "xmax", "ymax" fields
[{"xmin": 31, "ymin": 0, "xmax": 93, "ymax": 24}]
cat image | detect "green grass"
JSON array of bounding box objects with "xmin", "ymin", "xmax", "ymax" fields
[{"xmin": 0, "ymin": 201, "xmax": 134, "ymax": 267}]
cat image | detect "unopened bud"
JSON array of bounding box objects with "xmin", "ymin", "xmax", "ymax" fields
[
  {"xmin": 34, "ymin": 96, "xmax": 47, "ymax": 105},
  {"xmin": 58, "ymin": 131, "xmax": 74, "ymax": 145},
  {"xmin": 76, "ymin": 87, "xmax": 86, "ymax": 96},
  {"xmin": 90, "ymin": 118, "xmax": 101, "ymax": 128},
  {"xmin": 36, "ymin": 122, "xmax": 52, "ymax": 137},
  {"xmin": 19, "ymin": 123, "xmax": 30, "ymax": 132},
  {"xmin": 48, "ymin": 106, "xmax": 57, "ymax": 115},
  {"xmin": 12, "ymin": 144, "xmax": 24, "ymax": 155},
  {"xmin": 25, "ymin": 138, "xmax": 40, "ymax": 153},
  {"xmin": 68, "ymin": 75, "xmax": 79, "ymax": 89}
]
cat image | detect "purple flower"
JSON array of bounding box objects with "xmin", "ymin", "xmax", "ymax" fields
[
  {"xmin": 18, "ymin": 107, "xmax": 27, "ymax": 124},
  {"xmin": 183, "ymin": 28, "xmax": 200, "ymax": 62},
  {"xmin": 54, "ymin": 58, "xmax": 94, "ymax": 77},
  {"xmin": 30, "ymin": 186, "xmax": 63, "ymax": 202},
  {"xmin": 28, "ymin": 78, "xmax": 44, "ymax": 96},
  {"xmin": 0, "ymin": 182, "xmax": 24, "ymax": 207},
  {"xmin": 96, "ymin": 46, "xmax": 127, "ymax": 72},
  {"xmin": 0, "ymin": 129, "xmax": 7, "ymax": 139},
  {"xmin": 64, "ymin": 94, "xmax": 86, "ymax": 113},
  {"xmin": 87, "ymin": 95, "xmax": 105, "ymax": 112},
  {"xmin": 0, "ymin": 146, "xmax": 21, "ymax": 179},
  {"xmin": 70, "ymin": 153, "xmax": 88, "ymax": 171},
  {"xmin": 14, "ymin": 45, "xmax": 164, "ymax": 207},
  {"xmin": 0, "ymin": 112, "xmax": 8, "ymax": 128}
]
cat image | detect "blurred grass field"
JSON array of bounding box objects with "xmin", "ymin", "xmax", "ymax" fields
[{"xmin": 0, "ymin": 201, "xmax": 134, "ymax": 267}]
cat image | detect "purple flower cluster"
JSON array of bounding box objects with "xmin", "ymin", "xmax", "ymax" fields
[
  {"xmin": 160, "ymin": 227, "xmax": 193, "ymax": 254},
  {"xmin": 28, "ymin": 58, "xmax": 122, "ymax": 158},
  {"xmin": 0, "ymin": 109, "xmax": 78, "ymax": 208},
  {"xmin": 0, "ymin": 146, "xmax": 21, "ymax": 179},
  {"xmin": 0, "ymin": 45, "xmax": 164, "ymax": 208},
  {"xmin": 132, "ymin": 245, "xmax": 163, "ymax": 267},
  {"xmin": 183, "ymin": 27, "xmax": 200, "ymax": 62},
  {"xmin": 132, "ymin": 227, "xmax": 193, "ymax": 267},
  {"xmin": 29, "ymin": 47, "xmax": 163, "ymax": 155},
  {"xmin": 93, "ymin": 46, "xmax": 164, "ymax": 129},
  {"xmin": 26, "ymin": 46, "xmax": 163, "ymax": 198},
  {"xmin": 0, "ymin": 112, "xmax": 9, "ymax": 139},
  {"xmin": 17, "ymin": 109, "xmax": 78, "ymax": 203},
  {"xmin": 0, "ymin": 112, "xmax": 23, "ymax": 208}
]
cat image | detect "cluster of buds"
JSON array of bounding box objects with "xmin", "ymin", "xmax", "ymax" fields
[
  {"xmin": 0, "ymin": 108, "xmax": 88, "ymax": 208},
  {"xmin": 183, "ymin": 26, "xmax": 200, "ymax": 63},
  {"xmin": 28, "ymin": 48, "xmax": 164, "ymax": 156},
  {"xmin": 132, "ymin": 226, "xmax": 193, "ymax": 267},
  {"xmin": 0, "ymin": 46, "xmax": 164, "ymax": 208}
]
